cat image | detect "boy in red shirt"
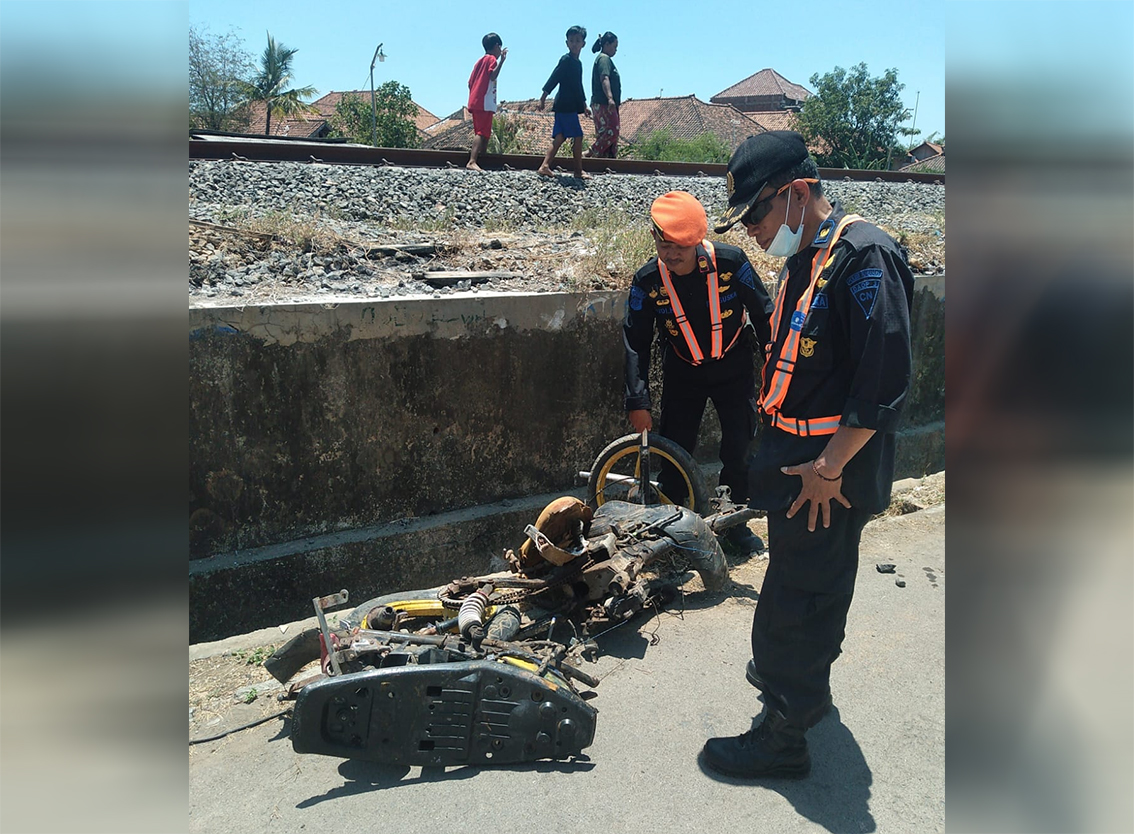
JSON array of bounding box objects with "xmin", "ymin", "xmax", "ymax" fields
[{"xmin": 466, "ymin": 33, "xmax": 507, "ymax": 171}]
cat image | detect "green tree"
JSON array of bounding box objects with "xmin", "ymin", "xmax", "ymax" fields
[
  {"xmin": 241, "ymin": 32, "xmax": 318, "ymax": 136},
  {"xmin": 629, "ymin": 129, "xmax": 731, "ymax": 163},
  {"xmin": 189, "ymin": 24, "xmax": 255, "ymax": 132},
  {"xmin": 796, "ymin": 63, "xmax": 917, "ymax": 169},
  {"xmin": 487, "ymin": 112, "xmax": 524, "ymax": 155},
  {"xmin": 328, "ymin": 83, "xmax": 419, "ymax": 148}
]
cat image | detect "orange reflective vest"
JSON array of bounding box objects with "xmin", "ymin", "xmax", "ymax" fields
[
  {"xmin": 656, "ymin": 240, "xmax": 745, "ymax": 366},
  {"xmin": 760, "ymin": 214, "xmax": 863, "ymax": 436}
]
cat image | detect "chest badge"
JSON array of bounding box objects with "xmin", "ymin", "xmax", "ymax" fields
[{"xmin": 800, "ymin": 337, "xmax": 817, "ymax": 358}]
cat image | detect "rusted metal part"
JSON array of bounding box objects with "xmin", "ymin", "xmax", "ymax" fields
[
  {"xmin": 189, "ymin": 138, "xmax": 945, "ymax": 183},
  {"xmin": 279, "ymin": 485, "xmax": 757, "ymax": 766},
  {"xmin": 313, "ymin": 589, "xmax": 349, "ymax": 676},
  {"xmin": 518, "ymin": 496, "xmax": 593, "ymax": 571},
  {"xmin": 314, "ymin": 589, "xmax": 350, "ymax": 611},
  {"xmin": 362, "ymin": 243, "xmax": 437, "ymax": 258},
  {"xmin": 283, "ymin": 672, "xmax": 327, "ymax": 700},
  {"xmin": 523, "ymin": 524, "xmax": 580, "ymax": 567}
]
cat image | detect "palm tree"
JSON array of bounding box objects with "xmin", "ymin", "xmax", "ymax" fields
[{"xmin": 242, "ymin": 32, "xmax": 318, "ymax": 136}]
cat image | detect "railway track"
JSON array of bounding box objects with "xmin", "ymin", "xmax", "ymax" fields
[{"xmin": 189, "ymin": 133, "xmax": 944, "ymax": 185}]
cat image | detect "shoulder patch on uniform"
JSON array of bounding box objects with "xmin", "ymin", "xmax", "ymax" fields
[
  {"xmin": 813, "ymin": 217, "xmax": 836, "ymax": 245},
  {"xmin": 629, "ymin": 285, "xmax": 646, "ymax": 311},
  {"xmin": 737, "ymin": 261, "xmax": 756, "ymax": 289},
  {"xmin": 847, "ymin": 268, "xmax": 884, "ymax": 317}
]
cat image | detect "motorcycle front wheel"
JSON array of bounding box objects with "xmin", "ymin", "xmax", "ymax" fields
[{"xmin": 586, "ymin": 433, "xmax": 711, "ymax": 515}]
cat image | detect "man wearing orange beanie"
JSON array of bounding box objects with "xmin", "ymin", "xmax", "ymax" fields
[{"xmin": 623, "ymin": 191, "xmax": 773, "ymax": 554}]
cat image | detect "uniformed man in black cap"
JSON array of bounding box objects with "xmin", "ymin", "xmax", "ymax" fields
[
  {"xmin": 701, "ymin": 132, "xmax": 915, "ymax": 778},
  {"xmin": 623, "ymin": 191, "xmax": 773, "ymax": 554}
]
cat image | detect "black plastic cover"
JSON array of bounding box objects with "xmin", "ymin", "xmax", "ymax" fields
[{"xmin": 291, "ymin": 659, "xmax": 597, "ymax": 766}]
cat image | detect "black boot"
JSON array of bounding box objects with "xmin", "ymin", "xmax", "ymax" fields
[
  {"xmin": 723, "ymin": 525, "xmax": 765, "ymax": 555},
  {"xmin": 701, "ymin": 710, "xmax": 811, "ymax": 779}
]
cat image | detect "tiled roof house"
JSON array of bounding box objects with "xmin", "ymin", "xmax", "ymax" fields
[
  {"xmin": 907, "ymin": 141, "xmax": 944, "ymax": 162},
  {"xmin": 312, "ymin": 91, "xmax": 439, "ymax": 133},
  {"xmin": 421, "ymin": 100, "xmax": 593, "ymax": 154},
  {"xmin": 243, "ymin": 92, "xmax": 440, "ymax": 141},
  {"xmin": 710, "ymin": 69, "xmax": 811, "ymax": 113},
  {"xmin": 421, "ymin": 95, "xmax": 767, "ymax": 155},
  {"xmin": 619, "ymin": 95, "xmax": 768, "ymax": 150},
  {"xmin": 899, "ymin": 153, "xmax": 945, "ymax": 174},
  {"xmin": 243, "ymin": 101, "xmax": 330, "ymax": 138}
]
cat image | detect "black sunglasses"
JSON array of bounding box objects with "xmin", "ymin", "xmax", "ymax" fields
[{"xmin": 742, "ymin": 183, "xmax": 791, "ymax": 227}]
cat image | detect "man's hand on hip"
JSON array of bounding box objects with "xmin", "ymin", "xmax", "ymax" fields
[{"xmin": 781, "ymin": 461, "xmax": 852, "ymax": 532}]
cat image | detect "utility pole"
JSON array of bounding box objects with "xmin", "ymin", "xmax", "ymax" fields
[
  {"xmin": 911, "ymin": 90, "xmax": 920, "ymax": 146},
  {"xmin": 369, "ymin": 42, "xmax": 385, "ymax": 147}
]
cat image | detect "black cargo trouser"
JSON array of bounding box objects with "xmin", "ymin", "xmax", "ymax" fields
[
  {"xmin": 749, "ymin": 502, "xmax": 872, "ymax": 728},
  {"xmin": 656, "ymin": 350, "xmax": 756, "ymax": 505}
]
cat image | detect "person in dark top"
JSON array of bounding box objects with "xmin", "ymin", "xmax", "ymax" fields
[
  {"xmin": 623, "ymin": 191, "xmax": 773, "ymax": 554},
  {"xmin": 537, "ymin": 25, "xmax": 592, "ymax": 179},
  {"xmin": 586, "ymin": 31, "xmax": 620, "ymax": 159},
  {"xmin": 702, "ymin": 131, "xmax": 915, "ymax": 780}
]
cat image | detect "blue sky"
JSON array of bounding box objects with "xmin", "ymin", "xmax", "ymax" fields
[
  {"xmin": 188, "ymin": 0, "xmax": 948, "ymax": 142},
  {"xmin": 2, "ymin": 1, "xmax": 1130, "ymax": 148}
]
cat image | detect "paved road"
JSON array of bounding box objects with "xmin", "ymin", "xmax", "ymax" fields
[{"xmin": 190, "ymin": 505, "xmax": 944, "ymax": 834}]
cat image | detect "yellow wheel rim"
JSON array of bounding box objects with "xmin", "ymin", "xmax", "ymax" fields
[{"xmin": 593, "ymin": 446, "xmax": 698, "ymax": 511}]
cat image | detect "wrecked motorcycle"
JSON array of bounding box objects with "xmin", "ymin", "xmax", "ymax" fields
[{"xmin": 265, "ymin": 432, "xmax": 755, "ymax": 768}]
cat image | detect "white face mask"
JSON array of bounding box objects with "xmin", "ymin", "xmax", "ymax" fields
[{"xmin": 765, "ymin": 190, "xmax": 805, "ymax": 258}]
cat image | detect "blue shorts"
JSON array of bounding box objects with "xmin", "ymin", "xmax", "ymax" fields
[{"xmin": 552, "ymin": 112, "xmax": 583, "ymax": 139}]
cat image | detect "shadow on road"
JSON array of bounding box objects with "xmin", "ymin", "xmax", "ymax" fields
[
  {"xmin": 697, "ymin": 706, "xmax": 876, "ymax": 834},
  {"xmin": 295, "ymin": 757, "xmax": 595, "ymax": 805}
]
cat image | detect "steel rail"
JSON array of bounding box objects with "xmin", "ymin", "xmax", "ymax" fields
[{"xmin": 189, "ymin": 136, "xmax": 944, "ymax": 184}]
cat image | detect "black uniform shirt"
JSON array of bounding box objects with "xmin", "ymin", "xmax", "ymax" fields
[
  {"xmin": 749, "ymin": 204, "xmax": 915, "ymax": 515},
  {"xmin": 623, "ymin": 242, "xmax": 773, "ymax": 411}
]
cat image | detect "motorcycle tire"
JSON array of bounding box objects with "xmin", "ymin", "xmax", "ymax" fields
[{"xmin": 586, "ymin": 433, "xmax": 711, "ymax": 515}]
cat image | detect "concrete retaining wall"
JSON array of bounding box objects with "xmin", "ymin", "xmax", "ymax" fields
[{"xmin": 190, "ymin": 281, "xmax": 944, "ymax": 641}]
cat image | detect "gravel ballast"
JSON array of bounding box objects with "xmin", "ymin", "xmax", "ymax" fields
[{"xmin": 189, "ymin": 160, "xmax": 944, "ymax": 306}]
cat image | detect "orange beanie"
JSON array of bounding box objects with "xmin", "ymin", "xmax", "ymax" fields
[{"xmin": 650, "ymin": 191, "xmax": 708, "ymax": 247}]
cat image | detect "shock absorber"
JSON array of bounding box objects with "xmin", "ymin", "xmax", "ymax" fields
[{"xmin": 457, "ymin": 585, "xmax": 493, "ymax": 638}]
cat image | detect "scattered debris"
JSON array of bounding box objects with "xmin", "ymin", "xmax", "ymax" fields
[
  {"xmin": 272, "ymin": 490, "xmax": 756, "ymax": 766},
  {"xmin": 415, "ymin": 270, "xmax": 513, "ymax": 287},
  {"xmin": 876, "ymin": 564, "xmax": 897, "ymax": 574}
]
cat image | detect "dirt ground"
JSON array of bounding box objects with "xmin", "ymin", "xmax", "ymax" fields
[
  {"xmin": 189, "ymin": 218, "xmax": 945, "ymax": 306},
  {"xmin": 189, "ymin": 471, "xmax": 943, "ymax": 744}
]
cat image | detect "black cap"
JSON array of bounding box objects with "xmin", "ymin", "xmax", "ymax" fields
[{"xmin": 715, "ymin": 131, "xmax": 810, "ymax": 233}]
